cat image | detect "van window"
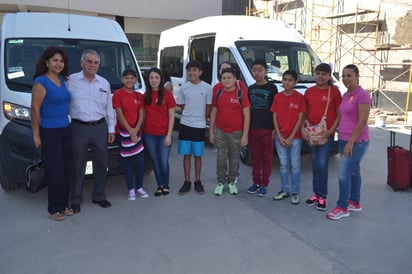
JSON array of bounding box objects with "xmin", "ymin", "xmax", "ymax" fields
[
  {"xmin": 236, "ymin": 41, "xmax": 321, "ymax": 83},
  {"xmin": 159, "ymin": 46, "xmax": 184, "ymax": 78},
  {"xmin": 189, "ymin": 36, "xmax": 215, "ymax": 84},
  {"xmin": 217, "ymin": 47, "xmax": 243, "ymax": 80},
  {"xmin": 5, "ymin": 38, "xmax": 139, "ymax": 93}
]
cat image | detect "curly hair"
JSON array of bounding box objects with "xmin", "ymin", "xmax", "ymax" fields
[{"xmin": 33, "ymin": 46, "xmax": 70, "ymax": 80}]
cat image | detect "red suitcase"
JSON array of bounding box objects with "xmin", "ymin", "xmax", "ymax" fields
[{"xmin": 387, "ymin": 131, "xmax": 411, "ymax": 191}]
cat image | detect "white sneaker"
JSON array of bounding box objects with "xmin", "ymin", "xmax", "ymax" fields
[
  {"xmin": 136, "ymin": 188, "xmax": 149, "ymax": 198},
  {"xmin": 128, "ymin": 189, "xmax": 136, "ymax": 201}
]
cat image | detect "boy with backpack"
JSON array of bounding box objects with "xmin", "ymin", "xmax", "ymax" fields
[{"xmin": 209, "ymin": 68, "xmax": 250, "ymax": 195}]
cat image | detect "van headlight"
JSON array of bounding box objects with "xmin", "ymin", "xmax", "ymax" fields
[{"xmin": 3, "ymin": 101, "xmax": 31, "ymax": 121}]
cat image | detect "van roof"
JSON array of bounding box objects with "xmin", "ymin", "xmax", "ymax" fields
[
  {"xmin": 1, "ymin": 12, "xmax": 127, "ymax": 43},
  {"xmin": 160, "ymin": 15, "xmax": 305, "ymax": 44}
]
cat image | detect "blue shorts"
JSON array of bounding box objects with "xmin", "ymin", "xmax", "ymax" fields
[{"xmin": 178, "ymin": 124, "xmax": 205, "ymax": 156}]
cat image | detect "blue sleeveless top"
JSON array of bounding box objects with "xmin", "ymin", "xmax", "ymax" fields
[{"xmin": 33, "ymin": 75, "xmax": 70, "ymax": 128}]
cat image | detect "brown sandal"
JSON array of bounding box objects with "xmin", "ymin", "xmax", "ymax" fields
[
  {"xmin": 63, "ymin": 208, "xmax": 74, "ymax": 216},
  {"xmin": 50, "ymin": 212, "xmax": 65, "ymax": 221}
]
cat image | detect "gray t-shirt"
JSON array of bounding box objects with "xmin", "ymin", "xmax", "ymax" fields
[{"xmin": 177, "ymin": 81, "xmax": 212, "ymax": 128}]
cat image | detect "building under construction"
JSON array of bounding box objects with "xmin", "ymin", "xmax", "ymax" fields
[
  {"xmin": 247, "ymin": 0, "xmax": 412, "ymax": 116},
  {"xmin": 1, "ymin": 0, "xmax": 411, "ymax": 115}
]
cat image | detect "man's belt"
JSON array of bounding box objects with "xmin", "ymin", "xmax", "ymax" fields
[{"xmin": 72, "ymin": 118, "xmax": 105, "ymax": 126}]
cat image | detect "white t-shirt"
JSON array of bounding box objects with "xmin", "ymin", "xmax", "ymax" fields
[{"xmin": 177, "ymin": 81, "xmax": 212, "ymax": 128}]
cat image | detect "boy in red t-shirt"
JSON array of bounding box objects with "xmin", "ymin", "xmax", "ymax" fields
[
  {"xmin": 112, "ymin": 69, "xmax": 148, "ymax": 201},
  {"xmin": 271, "ymin": 70, "xmax": 305, "ymax": 204},
  {"xmin": 209, "ymin": 68, "xmax": 250, "ymax": 195}
]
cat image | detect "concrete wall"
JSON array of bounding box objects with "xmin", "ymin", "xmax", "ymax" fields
[{"xmin": 0, "ymin": 0, "xmax": 222, "ymax": 21}]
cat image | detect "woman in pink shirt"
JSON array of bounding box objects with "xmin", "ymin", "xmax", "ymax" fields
[{"xmin": 327, "ymin": 64, "xmax": 371, "ymax": 220}]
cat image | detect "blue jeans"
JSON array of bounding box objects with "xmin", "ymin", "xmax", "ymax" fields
[
  {"xmin": 308, "ymin": 136, "xmax": 334, "ymax": 198},
  {"xmin": 122, "ymin": 152, "xmax": 144, "ymax": 190},
  {"xmin": 144, "ymin": 134, "xmax": 171, "ymax": 187},
  {"xmin": 337, "ymin": 140, "xmax": 369, "ymax": 209},
  {"xmin": 275, "ymin": 138, "xmax": 302, "ymax": 194}
]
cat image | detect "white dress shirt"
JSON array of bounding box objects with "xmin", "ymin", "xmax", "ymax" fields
[{"xmin": 67, "ymin": 71, "xmax": 115, "ymax": 133}]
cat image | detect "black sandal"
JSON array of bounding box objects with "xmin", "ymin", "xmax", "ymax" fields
[
  {"xmin": 162, "ymin": 186, "xmax": 170, "ymax": 195},
  {"xmin": 154, "ymin": 187, "xmax": 163, "ymax": 197}
]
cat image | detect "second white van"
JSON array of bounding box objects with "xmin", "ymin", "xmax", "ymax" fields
[{"xmin": 158, "ymin": 15, "xmax": 339, "ymax": 164}]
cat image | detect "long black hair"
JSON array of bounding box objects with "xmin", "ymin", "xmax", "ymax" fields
[{"xmin": 144, "ymin": 67, "xmax": 165, "ymax": 106}]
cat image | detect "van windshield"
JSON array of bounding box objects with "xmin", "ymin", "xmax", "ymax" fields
[
  {"xmin": 235, "ymin": 41, "xmax": 322, "ymax": 83},
  {"xmin": 5, "ymin": 38, "xmax": 139, "ymax": 93}
]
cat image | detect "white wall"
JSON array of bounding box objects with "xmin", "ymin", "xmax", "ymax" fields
[{"xmin": 0, "ymin": 0, "xmax": 222, "ymax": 21}]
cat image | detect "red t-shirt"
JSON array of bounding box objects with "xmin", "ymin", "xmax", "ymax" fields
[
  {"xmin": 270, "ymin": 91, "xmax": 306, "ymax": 138},
  {"xmin": 144, "ymin": 90, "xmax": 176, "ymax": 135},
  {"xmin": 112, "ymin": 89, "xmax": 144, "ymax": 133},
  {"xmin": 304, "ymin": 85, "xmax": 342, "ymax": 129},
  {"xmin": 212, "ymin": 86, "xmax": 250, "ymax": 132}
]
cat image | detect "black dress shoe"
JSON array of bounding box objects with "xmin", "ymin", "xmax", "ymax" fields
[
  {"xmin": 72, "ymin": 204, "xmax": 81, "ymax": 213},
  {"xmin": 92, "ymin": 200, "xmax": 112, "ymax": 208}
]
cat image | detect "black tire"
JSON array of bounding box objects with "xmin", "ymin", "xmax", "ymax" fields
[
  {"xmin": 240, "ymin": 144, "xmax": 252, "ymax": 166},
  {"xmin": 0, "ymin": 170, "xmax": 19, "ymax": 191}
]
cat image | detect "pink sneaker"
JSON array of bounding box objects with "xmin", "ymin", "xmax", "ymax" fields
[
  {"xmin": 327, "ymin": 206, "xmax": 349, "ymax": 220},
  {"xmin": 136, "ymin": 188, "xmax": 149, "ymax": 199},
  {"xmin": 348, "ymin": 200, "xmax": 362, "ymax": 212},
  {"xmin": 305, "ymin": 194, "xmax": 318, "ymax": 206}
]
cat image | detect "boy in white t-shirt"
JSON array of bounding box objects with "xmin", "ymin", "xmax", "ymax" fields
[{"xmin": 176, "ymin": 60, "xmax": 212, "ymax": 195}]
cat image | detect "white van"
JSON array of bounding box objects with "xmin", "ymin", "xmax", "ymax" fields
[
  {"xmin": 0, "ymin": 12, "xmax": 146, "ymax": 190},
  {"xmin": 158, "ymin": 15, "xmax": 339, "ymax": 164}
]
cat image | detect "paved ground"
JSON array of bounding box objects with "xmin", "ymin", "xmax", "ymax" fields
[{"xmin": 1, "ymin": 125, "xmax": 411, "ymax": 274}]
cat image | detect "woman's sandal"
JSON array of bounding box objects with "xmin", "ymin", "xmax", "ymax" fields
[
  {"xmin": 154, "ymin": 187, "xmax": 163, "ymax": 197},
  {"xmin": 161, "ymin": 186, "xmax": 170, "ymax": 195},
  {"xmin": 50, "ymin": 212, "xmax": 65, "ymax": 221},
  {"xmin": 63, "ymin": 208, "xmax": 74, "ymax": 216}
]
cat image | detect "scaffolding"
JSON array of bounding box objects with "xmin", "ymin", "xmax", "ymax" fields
[
  {"xmin": 251, "ymin": 0, "xmax": 412, "ymax": 116},
  {"xmin": 308, "ymin": 0, "xmax": 336, "ymax": 64},
  {"xmin": 328, "ymin": 4, "xmax": 382, "ymax": 91},
  {"xmin": 274, "ymin": 0, "xmax": 307, "ymax": 37}
]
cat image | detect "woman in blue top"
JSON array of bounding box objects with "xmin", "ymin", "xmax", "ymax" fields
[{"xmin": 31, "ymin": 46, "xmax": 72, "ymax": 221}]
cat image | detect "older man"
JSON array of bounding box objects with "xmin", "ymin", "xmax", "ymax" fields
[{"xmin": 68, "ymin": 49, "xmax": 115, "ymax": 213}]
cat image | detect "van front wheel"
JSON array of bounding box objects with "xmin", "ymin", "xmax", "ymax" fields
[
  {"xmin": 0, "ymin": 171, "xmax": 19, "ymax": 191},
  {"xmin": 240, "ymin": 144, "xmax": 252, "ymax": 166}
]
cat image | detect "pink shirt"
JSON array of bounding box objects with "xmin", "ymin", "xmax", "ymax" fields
[{"xmin": 338, "ymin": 86, "xmax": 371, "ymax": 142}]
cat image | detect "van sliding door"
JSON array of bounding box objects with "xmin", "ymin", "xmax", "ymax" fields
[{"xmin": 189, "ymin": 35, "xmax": 215, "ymax": 84}]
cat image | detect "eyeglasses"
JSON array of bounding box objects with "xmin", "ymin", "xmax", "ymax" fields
[{"xmin": 84, "ymin": 59, "xmax": 100, "ymax": 65}]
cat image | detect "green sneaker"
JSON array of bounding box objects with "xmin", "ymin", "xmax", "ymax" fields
[
  {"xmin": 214, "ymin": 183, "xmax": 225, "ymax": 196},
  {"xmin": 228, "ymin": 182, "xmax": 238, "ymax": 195},
  {"xmin": 273, "ymin": 191, "xmax": 290, "ymax": 200},
  {"xmin": 291, "ymin": 194, "xmax": 300, "ymax": 205}
]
